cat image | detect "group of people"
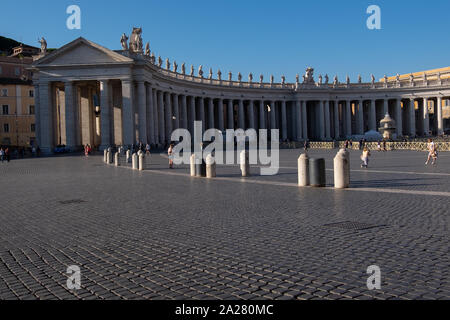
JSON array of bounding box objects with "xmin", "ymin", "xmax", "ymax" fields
[{"xmin": 0, "ymin": 146, "xmax": 10, "ymax": 163}]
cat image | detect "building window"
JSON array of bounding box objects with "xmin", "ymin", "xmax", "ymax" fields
[
  {"xmin": 29, "ymin": 105, "xmax": 35, "ymax": 115},
  {"xmin": 1, "ymin": 89, "xmax": 7, "ymax": 97},
  {"xmin": 31, "ymin": 123, "xmax": 35, "ymax": 132},
  {"xmin": 4, "ymin": 123, "xmax": 9, "ymax": 133},
  {"xmin": 29, "ymin": 90, "xmax": 34, "ymax": 97},
  {"xmin": 2, "ymin": 105, "xmax": 9, "ymax": 115},
  {"xmin": 15, "ymin": 67, "xmax": 20, "ymax": 76}
]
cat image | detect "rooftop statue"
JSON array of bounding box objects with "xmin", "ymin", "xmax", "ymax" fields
[
  {"xmin": 198, "ymin": 65, "xmax": 204, "ymax": 78},
  {"xmin": 228, "ymin": 71, "xmax": 232, "ymax": 81},
  {"xmin": 129, "ymin": 27, "xmax": 143, "ymax": 53},
  {"xmin": 165, "ymin": 58, "xmax": 170, "ymax": 70},
  {"xmin": 396, "ymin": 74, "xmax": 400, "ymax": 82},
  {"xmin": 150, "ymin": 52, "xmax": 155, "ymax": 64},
  {"xmin": 333, "ymin": 75, "xmax": 338, "ymax": 86},
  {"xmin": 238, "ymin": 72, "xmax": 242, "ymax": 82},
  {"xmin": 249, "ymin": 73, "xmax": 253, "ymax": 82},
  {"xmin": 158, "ymin": 56, "xmax": 162, "ymax": 67},
  {"xmin": 145, "ymin": 42, "xmax": 150, "ymax": 56},
  {"xmin": 190, "ymin": 65, "xmax": 194, "ymax": 77},
  {"xmin": 181, "ymin": 63, "xmax": 186, "ymax": 75},
  {"xmin": 346, "ymin": 75, "xmax": 350, "ymax": 85},
  {"xmin": 217, "ymin": 69, "xmax": 222, "ymax": 80},
  {"xmin": 270, "ymin": 75, "xmax": 274, "ymax": 84},
  {"xmin": 209, "ymin": 68, "xmax": 213, "ymax": 79},
  {"xmin": 304, "ymin": 67, "xmax": 315, "ymax": 84},
  {"xmin": 173, "ymin": 61, "xmax": 178, "ymax": 73},
  {"xmin": 260, "ymin": 74, "xmax": 264, "ymax": 83},
  {"xmin": 324, "ymin": 74, "xmax": 329, "ymax": 84},
  {"xmin": 296, "ymin": 74, "xmax": 300, "ymax": 84},
  {"xmin": 38, "ymin": 37, "xmax": 47, "ymax": 54},
  {"xmin": 358, "ymin": 74, "xmax": 362, "ymax": 84},
  {"xmin": 371, "ymin": 74, "xmax": 375, "ymax": 85},
  {"xmin": 120, "ymin": 33, "xmax": 128, "ymax": 50},
  {"xmin": 281, "ymin": 75, "xmax": 285, "ymax": 85},
  {"xmin": 318, "ymin": 74, "xmax": 323, "ymax": 85}
]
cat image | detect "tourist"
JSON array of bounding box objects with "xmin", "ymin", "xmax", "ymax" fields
[
  {"xmin": 145, "ymin": 143, "xmax": 151, "ymax": 155},
  {"xmin": 5, "ymin": 147, "xmax": 10, "ymax": 162},
  {"xmin": 377, "ymin": 141, "xmax": 382, "ymax": 152},
  {"xmin": 425, "ymin": 138, "xmax": 437, "ymax": 165},
  {"xmin": 359, "ymin": 139, "xmax": 363, "ymax": 150},
  {"xmin": 304, "ymin": 140, "xmax": 309, "ymax": 152},
  {"xmin": 168, "ymin": 144, "xmax": 174, "ymax": 169},
  {"xmin": 360, "ymin": 146, "xmax": 371, "ymax": 168},
  {"xmin": 382, "ymin": 140, "xmax": 387, "ymax": 152},
  {"xmin": 84, "ymin": 144, "xmax": 89, "ymax": 157},
  {"xmin": 349, "ymin": 140, "xmax": 353, "ymax": 148},
  {"xmin": 344, "ymin": 140, "xmax": 349, "ymax": 149},
  {"xmin": 0, "ymin": 147, "xmax": 4, "ymax": 163}
]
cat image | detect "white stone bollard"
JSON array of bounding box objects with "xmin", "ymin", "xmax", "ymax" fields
[
  {"xmin": 126, "ymin": 150, "xmax": 131, "ymax": 163},
  {"xmin": 334, "ymin": 149, "xmax": 350, "ymax": 189},
  {"xmin": 114, "ymin": 152, "xmax": 120, "ymax": 167},
  {"xmin": 190, "ymin": 154, "xmax": 196, "ymax": 177},
  {"xmin": 298, "ymin": 153, "xmax": 310, "ymax": 186},
  {"xmin": 138, "ymin": 153, "xmax": 144, "ymax": 171},
  {"xmin": 132, "ymin": 153, "xmax": 138, "ymax": 170},
  {"xmin": 240, "ymin": 150, "xmax": 250, "ymax": 177},
  {"xmin": 206, "ymin": 154, "xmax": 216, "ymax": 178},
  {"xmin": 106, "ymin": 151, "xmax": 112, "ymax": 164},
  {"xmin": 104, "ymin": 150, "xmax": 108, "ymax": 163}
]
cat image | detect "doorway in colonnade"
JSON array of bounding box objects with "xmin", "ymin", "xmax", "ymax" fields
[{"xmin": 306, "ymin": 101, "xmax": 319, "ymax": 140}]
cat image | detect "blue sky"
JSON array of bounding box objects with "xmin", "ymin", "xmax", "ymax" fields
[{"xmin": 2, "ymin": 0, "xmax": 449, "ymax": 82}]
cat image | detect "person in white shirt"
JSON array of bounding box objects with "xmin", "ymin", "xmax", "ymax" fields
[{"xmin": 425, "ymin": 138, "xmax": 437, "ymax": 165}]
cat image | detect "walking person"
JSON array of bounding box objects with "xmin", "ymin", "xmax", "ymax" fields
[
  {"xmin": 382, "ymin": 140, "xmax": 387, "ymax": 152},
  {"xmin": 145, "ymin": 143, "xmax": 151, "ymax": 155},
  {"xmin": 0, "ymin": 147, "xmax": 4, "ymax": 163},
  {"xmin": 425, "ymin": 138, "xmax": 438, "ymax": 165},
  {"xmin": 303, "ymin": 140, "xmax": 309, "ymax": 152},
  {"xmin": 360, "ymin": 146, "xmax": 371, "ymax": 168},
  {"xmin": 377, "ymin": 140, "xmax": 382, "ymax": 152},
  {"xmin": 168, "ymin": 143, "xmax": 174, "ymax": 169},
  {"xmin": 344, "ymin": 140, "xmax": 349, "ymax": 149},
  {"xmin": 5, "ymin": 147, "xmax": 10, "ymax": 162}
]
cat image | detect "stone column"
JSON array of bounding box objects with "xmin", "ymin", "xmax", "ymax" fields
[
  {"xmin": 281, "ymin": 100, "xmax": 287, "ymax": 140},
  {"xmin": 153, "ymin": 89, "xmax": 159, "ymax": 144},
  {"xmin": 437, "ymin": 97, "xmax": 443, "ymax": 136},
  {"xmin": 324, "ymin": 100, "xmax": 331, "ymax": 139},
  {"xmin": 34, "ymin": 83, "xmax": 41, "ymax": 147},
  {"xmin": 227, "ymin": 99, "xmax": 234, "ymax": 129},
  {"xmin": 217, "ymin": 98, "xmax": 224, "ymax": 132},
  {"xmin": 65, "ymin": 81, "xmax": 77, "ymax": 150},
  {"xmin": 423, "ymin": 97, "xmax": 429, "ymax": 136},
  {"xmin": 39, "ymin": 82, "xmax": 54, "ymax": 153},
  {"xmin": 137, "ymin": 81, "xmax": 147, "ymax": 144},
  {"xmin": 121, "ymin": 80, "xmax": 135, "ymax": 146},
  {"xmin": 296, "ymin": 100, "xmax": 302, "ymax": 141},
  {"xmin": 302, "ymin": 101, "xmax": 308, "ymax": 140},
  {"xmin": 270, "ymin": 101, "xmax": 276, "ymax": 130},
  {"xmin": 146, "ymin": 85, "xmax": 155, "ymax": 144},
  {"xmin": 198, "ymin": 97, "xmax": 205, "ymax": 132},
  {"xmin": 383, "ymin": 99, "xmax": 388, "ymax": 115},
  {"xmin": 208, "ymin": 97, "xmax": 214, "ymax": 129},
  {"xmin": 259, "ymin": 100, "xmax": 266, "ymax": 130},
  {"xmin": 345, "ymin": 100, "xmax": 352, "ymax": 137},
  {"xmin": 409, "ymin": 98, "xmax": 416, "ymax": 137},
  {"xmin": 334, "ymin": 100, "xmax": 340, "ymax": 139},
  {"xmin": 165, "ymin": 92, "xmax": 173, "ymax": 142},
  {"xmin": 395, "ymin": 99, "xmax": 403, "ymax": 137},
  {"xmin": 173, "ymin": 94, "xmax": 180, "ymax": 130},
  {"xmin": 189, "ymin": 96, "xmax": 196, "ymax": 133},
  {"xmin": 357, "ymin": 100, "xmax": 364, "ymax": 135},
  {"xmin": 369, "ymin": 99, "xmax": 376, "ymax": 131},
  {"xmin": 319, "ymin": 100, "xmax": 325, "ymax": 140},
  {"xmin": 181, "ymin": 95, "xmax": 188, "ymax": 130},
  {"xmin": 238, "ymin": 99, "xmax": 245, "ymax": 129},
  {"xmin": 248, "ymin": 100, "xmax": 255, "ymax": 130},
  {"xmin": 158, "ymin": 90, "xmax": 165, "ymax": 144}
]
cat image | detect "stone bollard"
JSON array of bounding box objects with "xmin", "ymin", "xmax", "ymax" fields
[
  {"xmin": 298, "ymin": 153, "xmax": 310, "ymax": 186},
  {"xmin": 206, "ymin": 154, "xmax": 216, "ymax": 178},
  {"xmin": 334, "ymin": 149, "xmax": 350, "ymax": 189},
  {"xmin": 132, "ymin": 153, "xmax": 138, "ymax": 170},
  {"xmin": 138, "ymin": 153, "xmax": 144, "ymax": 171},
  {"xmin": 240, "ymin": 150, "xmax": 250, "ymax": 177},
  {"xmin": 190, "ymin": 154, "xmax": 196, "ymax": 177},
  {"xmin": 195, "ymin": 156, "xmax": 206, "ymax": 177},
  {"xmin": 114, "ymin": 152, "xmax": 120, "ymax": 167},
  {"xmin": 106, "ymin": 151, "xmax": 111, "ymax": 164},
  {"xmin": 126, "ymin": 150, "xmax": 131, "ymax": 163},
  {"xmin": 104, "ymin": 149, "xmax": 108, "ymax": 163},
  {"xmin": 309, "ymin": 158, "xmax": 326, "ymax": 187}
]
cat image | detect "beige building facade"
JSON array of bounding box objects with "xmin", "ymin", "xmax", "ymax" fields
[{"xmin": 30, "ymin": 33, "xmax": 450, "ymax": 154}]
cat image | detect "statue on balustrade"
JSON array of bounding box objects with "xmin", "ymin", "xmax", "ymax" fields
[
  {"xmin": 209, "ymin": 68, "xmax": 213, "ymax": 79},
  {"xmin": 165, "ymin": 58, "xmax": 170, "ymax": 70},
  {"xmin": 150, "ymin": 52, "xmax": 155, "ymax": 64},
  {"xmin": 228, "ymin": 71, "xmax": 232, "ymax": 81},
  {"xmin": 333, "ymin": 75, "xmax": 338, "ymax": 86},
  {"xmin": 318, "ymin": 75, "xmax": 323, "ymax": 85},
  {"xmin": 158, "ymin": 56, "xmax": 163, "ymax": 67},
  {"xmin": 371, "ymin": 74, "xmax": 375, "ymax": 86},
  {"xmin": 396, "ymin": 74, "xmax": 400, "ymax": 83},
  {"xmin": 358, "ymin": 74, "xmax": 362, "ymax": 84},
  {"xmin": 190, "ymin": 65, "xmax": 195, "ymax": 77},
  {"xmin": 260, "ymin": 75, "xmax": 264, "ymax": 84},
  {"xmin": 38, "ymin": 37, "xmax": 47, "ymax": 54},
  {"xmin": 129, "ymin": 27, "xmax": 143, "ymax": 53},
  {"xmin": 346, "ymin": 75, "xmax": 350, "ymax": 85},
  {"xmin": 173, "ymin": 61, "xmax": 178, "ymax": 73},
  {"xmin": 238, "ymin": 72, "xmax": 242, "ymax": 82},
  {"xmin": 217, "ymin": 69, "xmax": 222, "ymax": 80},
  {"xmin": 181, "ymin": 63, "xmax": 186, "ymax": 75},
  {"xmin": 409, "ymin": 74, "xmax": 414, "ymax": 85},
  {"xmin": 270, "ymin": 75, "xmax": 274, "ymax": 84},
  {"xmin": 248, "ymin": 73, "xmax": 253, "ymax": 83},
  {"xmin": 281, "ymin": 75, "xmax": 285, "ymax": 85},
  {"xmin": 295, "ymin": 74, "xmax": 300, "ymax": 84},
  {"xmin": 198, "ymin": 65, "xmax": 204, "ymax": 78},
  {"xmin": 324, "ymin": 74, "xmax": 329, "ymax": 84},
  {"xmin": 120, "ymin": 33, "xmax": 128, "ymax": 50},
  {"xmin": 304, "ymin": 67, "xmax": 315, "ymax": 84},
  {"xmin": 145, "ymin": 42, "xmax": 150, "ymax": 56}
]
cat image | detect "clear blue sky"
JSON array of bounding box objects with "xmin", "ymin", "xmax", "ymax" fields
[{"xmin": 2, "ymin": 0, "xmax": 449, "ymax": 82}]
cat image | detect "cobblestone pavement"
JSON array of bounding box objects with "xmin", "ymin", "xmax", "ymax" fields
[{"xmin": 0, "ymin": 149, "xmax": 449, "ymax": 300}]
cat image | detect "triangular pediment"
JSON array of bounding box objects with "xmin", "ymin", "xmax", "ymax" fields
[{"xmin": 34, "ymin": 37, "xmax": 133, "ymax": 66}]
